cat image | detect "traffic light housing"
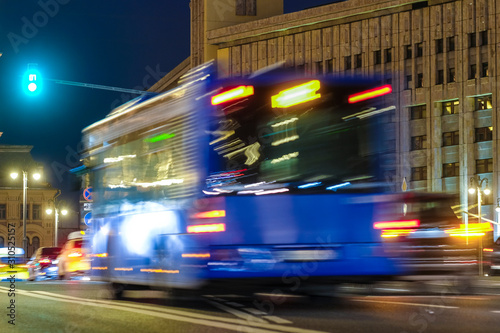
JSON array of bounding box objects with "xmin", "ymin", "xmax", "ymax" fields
[{"xmin": 23, "ymin": 67, "xmax": 43, "ymax": 96}]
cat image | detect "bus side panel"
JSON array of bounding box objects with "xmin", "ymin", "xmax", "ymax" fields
[{"xmin": 191, "ymin": 193, "xmax": 405, "ymax": 280}]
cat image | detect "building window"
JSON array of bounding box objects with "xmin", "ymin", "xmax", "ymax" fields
[
  {"xmin": 410, "ymin": 105, "xmax": 426, "ymax": 120},
  {"xmin": 448, "ymin": 67, "xmax": 456, "ymax": 83},
  {"xmin": 31, "ymin": 236, "xmax": 40, "ymax": 258},
  {"xmin": 475, "ymin": 95, "xmax": 492, "ymax": 110},
  {"xmin": 354, "ymin": 54, "xmax": 362, "ymax": 68},
  {"xmin": 326, "ymin": 59, "xmax": 333, "ymax": 73},
  {"xmin": 447, "ymin": 36, "xmax": 455, "ymax": 52},
  {"xmin": 405, "ymin": 75, "xmax": 412, "ymax": 90},
  {"xmin": 476, "ymin": 158, "xmax": 493, "ymax": 173},
  {"xmin": 0, "ymin": 236, "xmax": 3, "ymax": 248},
  {"xmin": 436, "ymin": 69, "xmax": 444, "ymax": 85},
  {"xmin": 443, "ymin": 131, "xmax": 459, "ymax": 146},
  {"xmin": 480, "ymin": 30, "xmax": 488, "ymax": 46},
  {"xmin": 443, "ymin": 162, "xmax": 459, "ymax": 177},
  {"xmin": 374, "ymin": 50, "xmax": 381, "ymax": 65},
  {"xmin": 20, "ymin": 204, "xmax": 30, "ymax": 220},
  {"xmin": 344, "ymin": 56, "xmax": 351, "ymax": 70},
  {"xmin": 384, "ymin": 48, "xmax": 392, "ymax": 63},
  {"xmin": 475, "ymin": 127, "xmax": 493, "ymax": 142},
  {"xmin": 468, "ymin": 32, "xmax": 476, "ymax": 48},
  {"xmin": 469, "ymin": 64, "xmax": 477, "ymax": 79},
  {"xmin": 416, "ymin": 73, "xmax": 423, "ymax": 88},
  {"xmin": 236, "ymin": 0, "xmax": 256, "ymax": 16},
  {"xmin": 436, "ymin": 39, "xmax": 443, "ymax": 54},
  {"xmin": 441, "ymin": 100, "xmax": 459, "ymax": 115},
  {"xmin": 411, "ymin": 135, "xmax": 427, "ymax": 150},
  {"xmin": 481, "ymin": 62, "xmax": 489, "ymax": 77},
  {"xmin": 32, "ymin": 204, "xmax": 41, "ymax": 220},
  {"xmin": 411, "ymin": 166, "xmax": 427, "ymax": 181},
  {"xmin": 416, "ymin": 42, "xmax": 423, "ymax": 57},
  {"xmin": 314, "ymin": 61, "xmax": 323, "ymax": 75},
  {"xmin": 405, "ymin": 45, "xmax": 412, "ymax": 59},
  {"xmin": 0, "ymin": 204, "xmax": 5, "ymax": 220}
]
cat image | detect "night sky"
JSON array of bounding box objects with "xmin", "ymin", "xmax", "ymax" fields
[{"xmin": 0, "ymin": 0, "xmax": 336, "ymax": 211}]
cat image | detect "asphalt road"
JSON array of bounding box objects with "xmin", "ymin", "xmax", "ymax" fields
[{"xmin": 1, "ymin": 278, "xmax": 500, "ymax": 333}]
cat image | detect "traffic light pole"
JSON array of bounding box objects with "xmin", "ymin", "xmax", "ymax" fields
[{"xmin": 45, "ymin": 78, "xmax": 158, "ymax": 95}]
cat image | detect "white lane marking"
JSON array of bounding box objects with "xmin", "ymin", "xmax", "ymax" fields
[
  {"xmin": 264, "ymin": 316, "xmax": 293, "ymax": 324},
  {"xmin": 0, "ymin": 287, "xmax": 328, "ymax": 333},
  {"xmin": 206, "ymin": 300, "xmax": 267, "ymax": 323},
  {"xmin": 352, "ymin": 298, "xmax": 458, "ymax": 309},
  {"xmin": 226, "ymin": 302, "xmax": 245, "ymax": 307},
  {"xmin": 0, "ymin": 288, "xmax": 277, "ymax": 333},
  {"xmin": 244, "ymin": 308, "xmax": 267, "ymax": 316}
]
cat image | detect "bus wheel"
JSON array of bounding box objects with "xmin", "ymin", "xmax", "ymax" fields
[{"xmin": 109, "ymin": 283, "xmax": 126, "ymax": 300}]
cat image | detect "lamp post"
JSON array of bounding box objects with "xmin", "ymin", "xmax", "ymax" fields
[
  {"xmin": 469, "ymin": 176, "xmax": 490, "ymax": 275},
  {"xmin": 46, "ymin": 190, "xmax": 67, "ymax": 247},
  {"xmin": 10, "ymin": 170, "xmax": 41, "ymax": 257}
]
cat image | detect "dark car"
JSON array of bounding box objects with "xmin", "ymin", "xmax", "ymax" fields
[
  {"xmin": 378, "ymin": 192, "xmax": 488, "ymax": 277},
  {"xmin": 484, "ymin": 238, "xmax": 500, "ymax": 276},
  {"xmin": 27, "ymin": 247, "xmax": 62, "ymax": 281}
]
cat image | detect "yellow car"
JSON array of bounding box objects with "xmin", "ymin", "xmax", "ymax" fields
[
  {"xmin": 57, "ymin": 234, "xmax": 91, "ymax": 280},
  {"xmin": 0, "ymin": 247, "xmax": 29, "ymax": 281}
]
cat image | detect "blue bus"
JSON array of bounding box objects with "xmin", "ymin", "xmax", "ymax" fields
[{"xmin": 81, "ymin": 63, "xmax": 409, "ymax": 297}]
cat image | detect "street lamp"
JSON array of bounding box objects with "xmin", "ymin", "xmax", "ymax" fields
[
  {"xmin": 46, "ymin": 190, "xmax": 68, "ymax": 247},
  {"xmin": 10, "ymin": 170, "xmax": 41, "ymax": 257},
  {"xmin": 469, "ymin": 176, "xmax": 490, "ymax": 275}
]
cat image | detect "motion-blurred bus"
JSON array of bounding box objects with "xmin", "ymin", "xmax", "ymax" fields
[{"xmin": 80, "ymin": 63, "xmax": 413, "ymax": 297}]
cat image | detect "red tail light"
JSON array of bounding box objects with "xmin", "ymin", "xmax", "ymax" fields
[
  {"xmin": 39, "ymin": 259, "xmax": 51, "ymax": 264},
  {"xmin": 211, "ymin": 86, "xmax": 254, "ymax": 105},
  {"xmin": 348, "ymin": 84, "xmax": 392, "ymax": 103},
  {"xmin": 187, "ymin": 223, "xmax": 226, "ymax": 233},
  {"xmin": 373, "ymin": 219, "xmax": 420, "ymax": 229}
]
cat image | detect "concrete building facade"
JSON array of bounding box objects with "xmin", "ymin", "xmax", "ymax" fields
[
  {"xmin": 181, "ymin": 0, "xmax": 500, "ymax": 226},
  {"xmin": 0, "ymin": 145, "xmax": 59, "ymax": 256}
]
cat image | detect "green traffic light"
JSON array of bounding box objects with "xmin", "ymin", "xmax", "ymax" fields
[{"xmin": 23, "ymin": 67, "xmax": 42, "ymax": 96}]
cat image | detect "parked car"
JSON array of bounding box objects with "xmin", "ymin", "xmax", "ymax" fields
[
  {"xmin": 0, "ymin": 247, "xmax": 29, "ymax": 281},
  {"xmin": 27, "ymin": 247, "xmax": 62, "ymax": 281},
  {"xmin": 57, "ymin": 232, "xmax": 90, "ymax": 280}
]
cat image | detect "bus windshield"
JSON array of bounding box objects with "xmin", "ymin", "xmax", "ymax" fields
[{"xmin": 207, "ymin": 76, "xmax": 395, "ymax": 192}]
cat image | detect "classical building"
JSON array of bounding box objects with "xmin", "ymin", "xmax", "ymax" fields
[
  {"xmin": 0, "ymin": 145, "xmax": 59, "ymax": 256},
  {"xmin": 150, "ymin": 0, "xmax": 500, "ymax": 233}
]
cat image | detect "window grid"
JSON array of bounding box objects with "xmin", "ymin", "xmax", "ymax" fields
[
  {"xmin": 475, "ymin": 127, "xmax": 493, "ymax": 142},
  {"xmin": 410, "ymin": 105, "xmax": 427, "ymax": 120},
  {"xmin": 411, "ymin": 135, "xmax": 427, "ymax": 150},
  {"xmin": 442, "ymin": 131, "xmax": 459, "ymax": 146},
  {"xmin": 475, "ymin": 95, "xmax": 493, "ymax": 111},
  {"xmin": 476, "ymin": 158, "xmax": 493, "ymax": 173},
  {"xmin": 441, "ymin": 100, "xmax": 460, "ymax": 115},
  {"xmin": 443, "ymin": 162, "xmax": 459, "ymax": 177},
  {"xmin": 411, "ymin": 166, "xmax": 427, "ymax": 181}
]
